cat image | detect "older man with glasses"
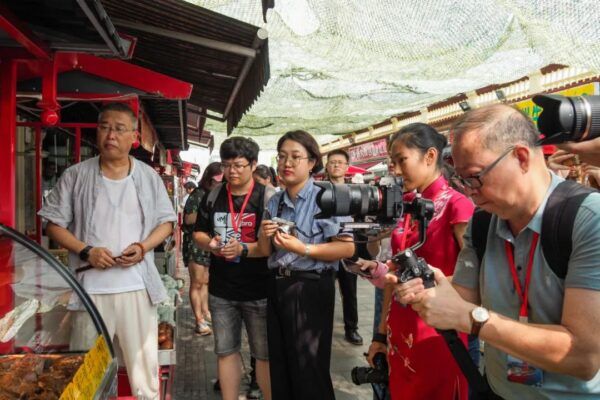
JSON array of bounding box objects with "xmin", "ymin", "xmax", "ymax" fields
[
  {"xmin": 39, "ymin": 102, "xmax": 176, "ymax": 399},
  {"xmin": 392, "ymin": 104, "xmax": 600, "ymax": 399}
]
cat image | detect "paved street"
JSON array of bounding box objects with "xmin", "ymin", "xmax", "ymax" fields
[{"xmin": 174, "ymin": 265, "xmax": 376, "ymax": 400}]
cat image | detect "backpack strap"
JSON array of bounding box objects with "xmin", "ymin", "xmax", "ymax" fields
[
  {"xmin": 471, "ymin": 208, "xmax": 493, "ymax": 265},
  {"xmin": 205, "ymin": 183, "xmax": 225, "ymax": 232},
  {"xmin": 256, "ymin": 184, "xmax": 267, "ymax": 224},
  {"xmin": 541, "ymin": 180, "xmax": 595, "ymax": 279},
  {"xmin": 206, "ymin": 183, "xmax": 225, "ymax": 210}
]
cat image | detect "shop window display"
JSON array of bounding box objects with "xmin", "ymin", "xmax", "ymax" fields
[{"xmin": 0, "ymin": 224, "xmax": 117, "ymax": 399}]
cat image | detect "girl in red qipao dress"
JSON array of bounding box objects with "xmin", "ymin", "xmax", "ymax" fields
[{"xmin": 368, "ymin": 123, "xmax": 475, "ymax": 400}]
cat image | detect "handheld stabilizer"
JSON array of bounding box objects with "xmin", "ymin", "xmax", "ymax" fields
[
  {"xmin": 393, "ymin": 248, "xmax": 435, "ymax": 288},
  {"xmin": 391, "ymin": 194, "xmax": 435, "ymax": 285}
]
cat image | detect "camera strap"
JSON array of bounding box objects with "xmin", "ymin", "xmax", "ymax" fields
[
  {"xmin": 438, "ymin": 330, "xmax": 502, "ymax": 400},
  {"xmin": 276, "ymin": 193, "xmax": 285, "ymax": 218}
]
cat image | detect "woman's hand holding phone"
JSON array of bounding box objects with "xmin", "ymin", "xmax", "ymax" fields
[{"xmin": 341, "ymin": 258, "xmax": 377, "ymax": 277}]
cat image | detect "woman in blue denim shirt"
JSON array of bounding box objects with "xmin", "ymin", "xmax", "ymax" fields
[{"xmin": 259, "ymin": 130, "xmax": 354, "ymax": 400}]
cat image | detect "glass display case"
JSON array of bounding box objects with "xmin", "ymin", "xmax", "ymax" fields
[
  {"xmin": 0, "ymin": 224, "xmax": 117, "ymax": 399},
  {"xmin": 160, "ymin": 175, "xmax": 180, "ymax": 213}
]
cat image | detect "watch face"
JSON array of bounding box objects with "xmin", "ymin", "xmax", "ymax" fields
[{"xmin": 472, "ymin": 307, "xmax": 490, "ymax": 323}]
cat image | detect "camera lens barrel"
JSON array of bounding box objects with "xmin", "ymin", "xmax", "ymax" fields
[
  {"xmin": 314, "ymin": 181, "xmax": 382, "ymax": 218},
  {"xmin": 577, "ymin": 96, "xmax": 600, "ymax": 142},
  {"xmin": 534, "ymin": 94, "xmax": 600, "ymax": 144},
  {"xmin": 351, "ymin": 352, "xmax": 388, "ymax": 385}
]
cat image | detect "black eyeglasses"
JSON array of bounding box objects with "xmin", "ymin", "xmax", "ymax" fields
[
  {"xmin": 220, "ymin": 163, "xmax": 250, "ymax": 172},
  {"xmin": 97, "ymin": 124, "xmax": 133, "ymax": 135},
  {"xmin": 456, "ymin": 146, "xmax": 515, "ymax": 189},
  {"xmin": 276, "ymin": 154, "xmax": 311, "ymax": 166}
]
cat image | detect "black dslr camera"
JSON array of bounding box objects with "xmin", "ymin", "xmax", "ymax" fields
[
  {"xmin": 314, "ymin": 177, "xmax": 405, "ymax": 225},
  {"xmin": 351, "ymin": 352, "xmax": 388, "ymax": 385},
  {"xmin": 314, "ymin": 177, "xmax": 433, "ymax": 228},
  {"xmin": 314, "ymin": 177, "xmax": 435, "ymax": 281},
  {"xmin": 534, "ymin": 94, "xmax": 600, "ymax": 145}
]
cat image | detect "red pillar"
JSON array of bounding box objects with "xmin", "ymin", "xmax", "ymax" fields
[
  {"xmin": 0, "ymin": 60, "xmax": 17, "ymax": 227},
  {"xmin": 0, "ymin": 59, "xmax": 17, "ymax": 354}
]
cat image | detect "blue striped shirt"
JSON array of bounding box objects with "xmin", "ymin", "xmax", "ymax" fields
[{"xmin": 266, "ymin": 178, "xmax": 352, "ymax": 272}]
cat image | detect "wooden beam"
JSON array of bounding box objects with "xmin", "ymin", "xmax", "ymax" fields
[{"xmin": 112, "ymin": 18, "xmax": 257, "ymax": 58}]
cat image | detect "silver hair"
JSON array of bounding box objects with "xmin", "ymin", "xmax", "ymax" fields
[
  {"xmin": 97, "ymin": 102, "xmax": 138, "ymax": 130},
  {"xmin": 452, "ymin": 104, "xmax": 539, "ymax": 152}
]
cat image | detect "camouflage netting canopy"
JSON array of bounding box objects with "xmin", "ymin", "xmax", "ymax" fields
[{"xmin": 190, "ymin": 0, "xmax": 600, "ymax": 149}]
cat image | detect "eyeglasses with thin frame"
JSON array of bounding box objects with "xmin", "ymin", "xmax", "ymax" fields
[
  {"xmin": 220, "ymin": 163, "xmax": 250, "ymax": 172},
  {"xmin": 276, "ymin": 154, "xmax": 311, "ymax": 166},
  {"xmin": 97, "ymin": 124, "xmax": 133, "ymax": 135},
  {"xmin": 456, "ymin": 146, "xmax": 515, "ymax": 189},
  {"xmin": 327, "ymin": 160, "xmax": 348, "ymax": 167}
]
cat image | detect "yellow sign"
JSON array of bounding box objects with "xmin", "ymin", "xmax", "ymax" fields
[
  {"xmin": 60, "ymin": 335, "xmax": 112, "ymax": 399},
  {"xmin": 515, "ymin": 82, "xmax": 599, "ymax": 124}
]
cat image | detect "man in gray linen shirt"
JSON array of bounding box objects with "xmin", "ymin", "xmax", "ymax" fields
[
  {"xmin": 392, "ymin": 104, "xmax": 600, "ymax": 399},
  {"xmin": 38, "ymin": 103, "xmax": 175, "ymax": 399}
]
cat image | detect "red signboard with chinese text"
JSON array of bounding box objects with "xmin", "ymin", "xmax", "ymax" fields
[{"xmin": 348, "ymin": 138, "xmax": 388, "ymax": 163}]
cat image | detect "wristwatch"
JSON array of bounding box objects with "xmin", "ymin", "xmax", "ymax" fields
[
  {"xmin": 470, "ymin": 306, "xmax": 490, "ymax": 337},
  {"xmin": 240, "ymin": 243, "xmax": 248, "ymax": 258},
  {"xmin": 79, "ymin": 245, "xmax": 93, "ymax": 261}
]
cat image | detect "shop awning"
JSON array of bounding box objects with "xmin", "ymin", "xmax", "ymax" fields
[
  {"xmin": 144, "ymin": 100, "xmax": 187, "ymax": 150},
  {"xmin": 15, "ymin": 53, "xmax": 193, "ymax": 150},
  {"xmin": 102, "ymin": 0, "xmax": 270, "ymax": 134},
  {"xmin": 352, "ymin": 160, "xmax": 383, "ymax": 171},
  {"xmin": 1, "ymin": 0, "xmax": 132, "ymax": 58},
  {"xmin": 345, "ymin": 165, "xmax": 368, "ymax": 176},
  {"xmin": 366, "ymin": 161, "xmax": 389, "ymax": 173}
]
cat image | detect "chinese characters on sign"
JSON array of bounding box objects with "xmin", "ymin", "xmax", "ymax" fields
[{"xmin": 348, "ymin": 138, "xmax": 388, "ymax": 163}]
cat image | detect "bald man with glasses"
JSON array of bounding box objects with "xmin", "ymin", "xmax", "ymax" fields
[{"xmin": 391, "ymin": 104, "xmax": 600, "ymax": 399}]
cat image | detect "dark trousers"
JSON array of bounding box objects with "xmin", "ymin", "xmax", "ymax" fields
[
  {"xmin": 267, "ymin": 272, "xmax": 336, "ymax": 400},
  {"xmin": 337, "ymin": 264, "xmax": 358, "ymax": 332}
]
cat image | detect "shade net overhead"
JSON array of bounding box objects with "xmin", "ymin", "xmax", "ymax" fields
[{"xmin": 190, "ymin": 0, "xmax": 600, "ymax": 149}]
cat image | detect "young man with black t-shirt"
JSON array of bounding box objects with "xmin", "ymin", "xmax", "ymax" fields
[{"xmin": 194, "ymin": 137, "xmax": 274, "ymax": 400}]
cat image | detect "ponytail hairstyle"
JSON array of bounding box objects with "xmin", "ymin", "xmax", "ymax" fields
[
  {"xmin": 268, "ymin": 166, "xmax": 278, "ymax": 186},
  {"xmin": 389, "ymin": 123, "xmax": 447, "ymax": 170}
]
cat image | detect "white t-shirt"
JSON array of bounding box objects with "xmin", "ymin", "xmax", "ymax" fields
[{"xmin": 84, "ymin": 172, "xmax": 146, "ymax": 294}]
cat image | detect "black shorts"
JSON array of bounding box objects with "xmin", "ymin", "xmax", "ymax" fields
[{"xmin": 182, "ymin": 233, "xmax": 211, "ymax": 266}]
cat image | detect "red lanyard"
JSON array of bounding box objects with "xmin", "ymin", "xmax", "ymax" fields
[
  {"xmin": 227, "ymin": 181, "xmax": 254, "ymax": 234},
  {"xmin": 504, "ymin": 232, "xmax": 539, "ymax": 322}
]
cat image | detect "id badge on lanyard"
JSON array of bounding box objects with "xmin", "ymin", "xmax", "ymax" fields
[{"xmin": 504, "ymin": 233, "xmax": 543, "ymax": 387}]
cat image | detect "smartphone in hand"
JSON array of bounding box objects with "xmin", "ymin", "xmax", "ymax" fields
[{"xmin": 341, "ymin": 258, "xmax": 373, "ymax": 278}]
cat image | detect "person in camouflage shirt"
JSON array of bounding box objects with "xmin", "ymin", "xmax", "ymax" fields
[{"xmin": 183, "ymin": 162, "xmax": 223, "ymax": 335}]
